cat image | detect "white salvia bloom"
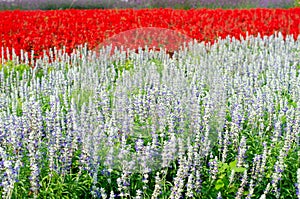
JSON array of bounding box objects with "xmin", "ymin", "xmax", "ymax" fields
[
  {"xmin": 90, "ymin": 185, "xmax": 101, "ymax": 198},
  {"xmin": 186, "ymin": 141, "xmax": 195, "ymax": 198},
  {"xmin": 109, "ymin": 190, "xmax": 115, "ymax": 199},
  {"xmin": 135, "ymin": 189, "xmax": 142, "ymax": 199},
  {"xmin": 217, "ymin": 192, "xmax": 222, "ymax": 199},
  {"xmin": 271, "ymin": 149, "xmax": 286, "ymax": 197},
  {"xmin": 262, "ymin": 183, "xmax": 270, "ymax": 197},
  {"xmin": 282, "ymin": 116, "xmax": 293, "ymax": 155},
  {"xmin": 258, "ymin": 142, "xmax": 268, "ymax": 182},
  {"xmin": 142, "ymin": 172, "xmax": 149, "ymax": 185},
  {"xmin": 151, "ymin": 172, "xmax": 162, "ymax": 199},
  {"xmin": 271, "ymin": 119, "xmax": 282, "ymax": 145},
  {"xmin": 200, "ymin": 111, "xmax": 212, "ymax": 157},
  {"xmin": 221, "ymin": 128, "xmax": 230, "ymax": 163},
  {"xmin": 250, "ymin": 154, "xmax": 261, "ymax": 181},
  {"xmin": 161, "ymin": 133, "xmax": 177, "ymax": 168},
  {"xmin": 237, "ymin": 136, "xmax": 247, "ymax": 168},
  {"xmin": 100, "ymin": 187, "xmax": 107, "ymax": 199},
  {"xmin": 246, "ymin": 179, "xmax": 254, "ymax": 199},
  {"xmin": 169, "ymin": 159, "xmax": 187, "ymax": 199},
  {"xmin": 24, "ymin": 97, "xmax": 42, "ymax": 198},
  {"xmin": 194, "ymin": 168, "xmax": 202, "ymax": 193},
  {"xmin": 235, "ymin": 170, "xmax": 248, "ymax": 199},
  {"xmin": 208, "ymin": 156, "xmax": 219, "ymax": 181},
  {"xmin": 230, "ymin": 121, "xmax": 240, "ymax": 150},
  {"xmin": 186, "ymin": 171, "xmax": 194, "ymax": 198},
  {"xmin": 259, "ymin": 194, "xmax": 266, "ymax": 199},
  {"xmin": 116, "ymin": 169, "xmax": 131, "ymax": 198},
  {"xmin": 0, "ymin": 148, "xmax": 15, "ymax": 199},
  {"xmin": 229, "ymin": 170, "xmax": 236, "ymax": 185}
]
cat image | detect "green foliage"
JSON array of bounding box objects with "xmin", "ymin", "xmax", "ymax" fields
[
  {"xmin": 296, "ymin": 64, "xmax": 300, "ymax": 77},
  {"xmin": 70, "ymin": 88, "xmax": 94, "ymax": 110},
  {"xmin": 213, "ymin": 160, "xmax": 246, "ymax": 194},
  {"xmin": 0, "ymin": 61, "xmax": 31, "ymax": 81},
  {"xmin": 112, "ymin": 59, "xmax": 134, "ymax": 82},
  {"xmin": 38, "ymin": 171, "xmax": 93, "ymax": 199}
]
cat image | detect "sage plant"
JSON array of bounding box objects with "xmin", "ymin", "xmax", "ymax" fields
[{"xmin": 0, "ymin": 33, "xmax": 299, "ymax": 198}]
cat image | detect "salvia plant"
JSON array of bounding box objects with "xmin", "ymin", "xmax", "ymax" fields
[{"xmin": 0, "ymin": 33, "xmax": 299, "ymax": 199}]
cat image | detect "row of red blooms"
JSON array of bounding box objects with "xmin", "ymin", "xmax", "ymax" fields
[{"xmin": 0, "ymin": 8, "xmax": 299, "ymax": 61}]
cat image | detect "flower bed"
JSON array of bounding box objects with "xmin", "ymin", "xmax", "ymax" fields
[
  {"xmin": 0, "ymin": 7, "xmax": 300, "ymax": 199},
  {"xmin": 0, "ymin": 32, "xmax": 299, "ymax": 198},
  {"xmin": 0, "ymin": 8, "xmax": 300, "ymax": 61}
]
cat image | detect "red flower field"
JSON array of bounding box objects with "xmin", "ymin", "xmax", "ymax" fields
[{"xmin": 0, "ymin": 8, "xmax": 299, "ymax": 59}]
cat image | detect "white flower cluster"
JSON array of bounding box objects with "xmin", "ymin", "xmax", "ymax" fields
[{"xmin": 0, "ymin": 32, "xmax": 299, "ymax": 198}]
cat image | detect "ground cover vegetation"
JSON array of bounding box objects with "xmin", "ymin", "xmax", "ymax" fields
[{"xmin": 0, "ymin": 2, "xmax": 299, "ymax": 199}]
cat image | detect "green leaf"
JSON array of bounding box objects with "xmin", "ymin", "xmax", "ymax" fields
[
  {"xmin": 229, "ymin": 160, "xmax": 237, "ymax": 169},
  {"xmin": 215, "ymin": 179, "xmax": 225, "ymax": 190},
  {"xmin": 218, "ymin": 162, "xmax": 229, "ymax": 173},
  {"xmin": 228, "ymin": 159, "xmax": 246, "ymax": 172},
  {"xmin": 233, "ymin": 167, "xmax": 246, "ymax": 173},
  {"xmin": 227, "ymin": 185, "xmax": 237, "ymax": 193},
  {"xmin": 266, "ymin": 171, "xmax": 272, "ymax": 178},
  {"xmin": 219, "ymin": 174, "xmax": 226, "ymax": 179}
]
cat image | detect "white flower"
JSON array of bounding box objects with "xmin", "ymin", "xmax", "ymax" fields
[{"xmin": 259, "ymin": 194, "xmax": 266, "ymax": 199}]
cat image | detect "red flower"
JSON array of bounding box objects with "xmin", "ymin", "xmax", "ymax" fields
[{"xmin": 0, "ymin": 8, "xmax": 298, "ymax": 65}]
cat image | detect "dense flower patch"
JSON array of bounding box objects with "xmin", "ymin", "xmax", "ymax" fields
[
  {"xmin": 0, "ymin": 8, "xmax": 300, "ymax": 60},
  {"xmin": 1, "ymin": 5, "xmax": 300, "ymax": 199},
  {"xmin": 0, "ymin": 33, "xmax": 299, "ymax": 198}
]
